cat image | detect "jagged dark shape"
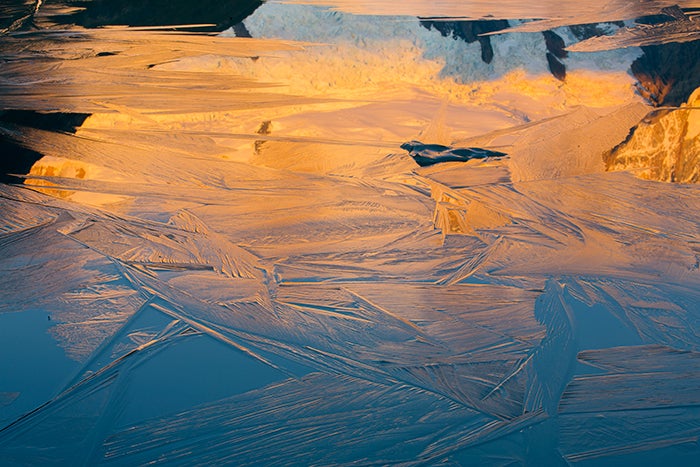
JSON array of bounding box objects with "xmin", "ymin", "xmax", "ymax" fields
[
  {"xmin": 0, "ymin": 111, "xmax": 90, "ymax": 183},
  {"xmin": 401, "ymin": 140, "xmax": 507, "ymax": 167},
  {"xmin": 0, "ymin": 110, "xmax": 89, "ymax": 133},
  {"xmin": 419, "ymin": 19, "xmax": 510, "ymax": 64},
  {"xmin": 568, "ymin": 22, "xmax": 625, "ymax": 42},
  {"xmin": 0, "ymin": 134, "xmax": 43, "ymax": 184},
  {"xmin": 542, "ymin": 31, "xmax": 568, "ymax": 60},
  {"xmin": 542, "ymin": 30, "xmax": 567, "ymax": 81},
  {"xmin": 636, "ymin": 8, "xmax": 690, "ymax": 26},
  {"xmin": 45, "ymin": 0, "xmax": 264, "ymax": 32}
]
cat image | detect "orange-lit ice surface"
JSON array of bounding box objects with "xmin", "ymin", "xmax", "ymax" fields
[{"xmin": 1, "ymin": 1, "xmax": 699, "ymax": 465}]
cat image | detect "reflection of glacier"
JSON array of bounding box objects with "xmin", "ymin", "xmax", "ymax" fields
[{"xmin": 1, "ymin": 1, "xmax": 700, "ymax": 465}]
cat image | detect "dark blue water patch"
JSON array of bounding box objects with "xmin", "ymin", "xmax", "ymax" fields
[
  {"xmin": 451, "ymin": 417, "xmax": 568, "ymax": 466},
  {"xmin": 572, "ymin": 439, "xmax": 700, "ymax": 467},
  {"xmin": 569, "ymin": 300, "xmax": 642, "ymax": 351},
  {"xmin": 0, "ymin": 309, "xmax": 80, "ymax": 429},
  {"xmin": 561, "ymin": 286, "xmax": 642, "ymax": 376},
  {"xmin": 65, "ymin": 304, "xmax": 176, "ymax": 388},
  {"xmin": 115, "ymin": 333, "xmax": 288, "ymax": 428}
]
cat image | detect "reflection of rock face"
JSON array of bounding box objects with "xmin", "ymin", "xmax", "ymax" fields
[
  {"xmin": 419, "ymin": 19, "xmax": 510, "ymax": 64},
  {"xmin": 628, "ymin": 9, "xmax": 700, "ymax": 106},
  {"xmin": 605, "ymin": 88, "xmax": 700, "ymax": 183},
  {"xmin": 631, "ymin": 40, "xmax": 700, "ymax": 106}
]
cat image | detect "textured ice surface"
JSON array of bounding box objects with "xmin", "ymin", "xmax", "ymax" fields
[
  {"xmin": 272, "ymin": 0, "xmax": 700, "ymax": 21},
  {"xmin": 1, "ymin": 1, "xmax": 700, "ymax": 465}
]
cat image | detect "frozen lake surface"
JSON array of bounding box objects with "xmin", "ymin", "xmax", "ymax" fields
[{"xmin": 1, "ymin": 1, "xmax": 699, "ymax": 464}]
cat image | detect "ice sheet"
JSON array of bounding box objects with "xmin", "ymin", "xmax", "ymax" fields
[{"xmin": 1, "ymin": 1, "xmax": 699, "ymax": 464}]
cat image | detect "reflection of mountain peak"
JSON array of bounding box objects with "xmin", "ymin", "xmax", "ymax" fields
[{"xmin": 418, "ymin": 15, "xmax": 700, "ymax": 103}]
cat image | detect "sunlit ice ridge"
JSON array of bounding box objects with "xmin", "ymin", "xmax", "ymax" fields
[{"xmin": 0, "ymin": 1, "xmax": 699, "ymax": 465}]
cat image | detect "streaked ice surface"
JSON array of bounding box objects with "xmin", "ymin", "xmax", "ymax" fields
[
  {"xmin": 276, "ymin": 0, "xmax": 700, "ymax": 47},
  {"xmin": 1, "ymin": 1, "xmax": 699, "ymax": 465},
  {"xmin": 274, "ymin": 0, "xmax": 700, "ymax": 20}
]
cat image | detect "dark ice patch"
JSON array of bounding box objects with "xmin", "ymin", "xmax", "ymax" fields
[
  {"xmin": 0, "ymin": 111, "xmax": 90, "ymax": 184},
  {"xmin": 0, "ymin": 110, "xmax": 89, "ymax": 134},
  {"xmin": 401, "ymin": 140, "xmax": 507, "ymax": 167},
  {"xmin": 0, "ymin": 136, "xmax": 43, "ymax": 184},
  {"xmin": 48, "ymin": 0, "xmax": 264, "ymax": 32}
]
